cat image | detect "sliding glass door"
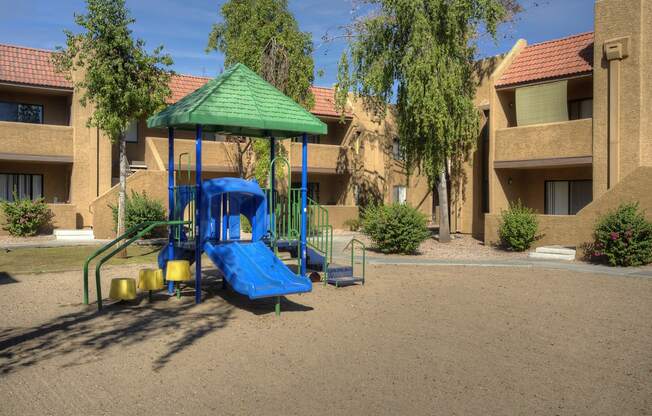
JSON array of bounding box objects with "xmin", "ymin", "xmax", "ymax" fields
[{"xmin": 545, "ymin": 180, "xmax": 592, "ymax": 215}]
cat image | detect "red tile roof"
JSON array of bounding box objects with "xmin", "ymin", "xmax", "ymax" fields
[
  {"xmin": 496, "ymin": 32, "xmax": 594, "ymax": 88},
  {"xmin": 0, "ymin": 43, "xmax": 347, "ymax": 118},
  {"xmin": 311, "ymin": 86, "xmax": 352, "ymax": 118},
  {"xmin": 0, "ymin": 44, "xmax": 72, "ymax": 89}
]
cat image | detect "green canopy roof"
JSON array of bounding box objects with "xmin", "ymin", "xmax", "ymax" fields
[{"xmin": 147, "ymin": 63, "xmax": 327, "ymax": 137}]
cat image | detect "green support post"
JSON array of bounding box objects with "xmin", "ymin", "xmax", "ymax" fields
[{"xmin": 275, "ymin": 296, "xmax": 281, "ymax": 316}]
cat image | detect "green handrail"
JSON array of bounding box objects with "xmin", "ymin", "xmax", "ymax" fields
[
  {"xmin": 343, "ymin": 238, "xmax": 366, "ymax": 285},
  {"xmin": 94, "ymin": 220, "xmax": 189, "ymax": 310},
  {"xmin": 83, "ymin": 220, "xmax": 162, "ymax": 305}
]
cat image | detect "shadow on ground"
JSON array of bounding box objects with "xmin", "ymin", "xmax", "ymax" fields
[{"xmin": 0, "ymin": 270, "xmax": 314, "ymax": 375}]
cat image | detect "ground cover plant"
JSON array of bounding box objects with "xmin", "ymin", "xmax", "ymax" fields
[
  {"xmin": 361, "ymin": 203, "xmax": 430, "ymax": 254},
  {"xmin": 498, "ymin": 200, "xmax": 538, "ymax": 251},
  {"xmin": 1, "ymin": 196, "xmax": 52, "ymax": 237},
  {"xmin": 110, "ymin": 191, "xmax": 166, "ymax": 238}
]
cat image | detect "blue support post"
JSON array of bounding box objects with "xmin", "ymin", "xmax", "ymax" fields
[
  {"xmin": 167, "ymin": 127, "xmax": 175, "ymax": 294},
  {"xmin": 300, "ymin": 133, "xmax": 308, "ymax": 277},
  {"xmin": 222, "ymin": 194, "xmax": 228, "ymax": 240},
  {"xmin": 194, "ymin": 125, "xmax": 203, "ymax": 304},
  {"xmin": 269, "ymin": 136, "xmax": 276, "ymax": 236}
]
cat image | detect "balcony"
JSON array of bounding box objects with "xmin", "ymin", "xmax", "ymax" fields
[
  {"xmin": 290, "ymin": 143, "xmax": 349, "ymax": 174},
  {"xmin": 0, "ymin": 121, "xmax": 73, "ymax": 163},
  {"xmin": 146, "ymin": 137, "xmax": 241, "ymax": 172},
  {"xmin": 494, "ymin": 118, "xmax": 592, "ymax": 169}
]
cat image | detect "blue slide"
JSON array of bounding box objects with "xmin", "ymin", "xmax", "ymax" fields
[
  {"xmin": 160, "ymin": 177, "xmax": 312, "ymax": 300},
  {"xmin": 204, "ymin": 240, "xmax": 311, "ymax": 299}
]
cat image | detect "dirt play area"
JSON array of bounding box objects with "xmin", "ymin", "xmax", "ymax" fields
[{"xmin": 1, "ymin": 263, "xmax": 651, "ymax": 415}]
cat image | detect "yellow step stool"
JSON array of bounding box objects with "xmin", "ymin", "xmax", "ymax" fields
[
  {"xmin": 166, "ymin": 260, "xmax": 191, "ymax": 299},
  {"xmin": 138, "ymin": 268, "xmax": 164, "ymax": 301},
  {"xmin": 109, "ymin": 278, "xmax": 137, "ymax": 301}
]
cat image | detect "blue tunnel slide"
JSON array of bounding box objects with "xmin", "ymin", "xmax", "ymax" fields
[{"xmin": 158, "ymin": 178, "xmax": 312, "ymax": 299}]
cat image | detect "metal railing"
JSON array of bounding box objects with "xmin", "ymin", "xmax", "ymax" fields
[{"xmin": 343, "ymin": 238, "xmax": 366, "ymax": 285}]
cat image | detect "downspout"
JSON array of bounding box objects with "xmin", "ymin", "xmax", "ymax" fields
[{"xmin": 604, "ymin": 37, "xmax": 630, "ymax": 188}]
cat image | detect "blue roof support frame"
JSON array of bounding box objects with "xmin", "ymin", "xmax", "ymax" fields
[
  {"xmin": 300, "ymin": 132, "xmax": 308, "ymax": 277},
  {"xmin": 194, "ymin": 124, "xmax": 203, "ymax": 304}
]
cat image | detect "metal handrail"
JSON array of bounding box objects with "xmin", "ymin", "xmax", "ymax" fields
[
  {"xmin": 89, "ymin": 220, "xmax": 189, "ymax": 310},
  {"xmin": 83, "ymin": 220, "xmax": 161, "ymax": 304},
  {"xmin": 343, "ymin": 238, "xmax": 366, "ymax": 285}
]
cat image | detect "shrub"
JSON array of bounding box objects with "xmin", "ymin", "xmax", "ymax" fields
[
  {"xmin": 240, "ymin": 214, "xmax": 252, "ymax": 233},
  {"xmin": 498, "ymin": 200, "xmax": 538, "ymax": 251},
  {"xmin": 1, "ymin": 196, "xmax": 52, "ymax": 237},
  {"xmin": 110, "ymin": 191, "xmax": 166, "ymax": 239},
  {"xmin": 343, "ymin": 217, "xmax": 361, "ymax": 232},
  {"xmin": 361, "ymin": 203, "xmax": 430, "ymax": 254},
  {"xmin": 590, "ymin": 202, "xmax": 652, "ymax": 267}
]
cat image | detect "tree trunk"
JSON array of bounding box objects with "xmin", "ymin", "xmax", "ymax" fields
[
  {"xmin": 436, "ymin": 167, "xmax": 451, "ymax": 243},
  {"xmin": 116, "ymin": 135, "xmax": 128, "ymax": 258}
]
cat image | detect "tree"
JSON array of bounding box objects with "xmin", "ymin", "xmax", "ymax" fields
[
  {"xmin": 54, "ymin": 0, "xmax": 172, "ymax": 245},
  {"xmin": 335, "ymin": 0, "xmax": 519, "ymax": 242},
  {"xmin": 207, "ymin": 0, "xmax": 315, "ymax": 185}
]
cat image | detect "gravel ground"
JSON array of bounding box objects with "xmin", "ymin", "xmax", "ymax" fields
[
  {"xmin": 0, "ymin": 234, "xmax": 55, "ymax": 245},
  {"xmin": 1, "ymin": 262, "xmax": 650, "ymax": 415}
]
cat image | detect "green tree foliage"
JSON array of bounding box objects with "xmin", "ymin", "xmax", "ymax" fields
[
  {"xmin": 361, "ymin": 203, "xmax": 430, "ymax": 254},
  {"xmin": 110, "ymin": 191, "xmax": 167, "ymax": 239},
  {"xmin": 1, "ymin": 196, "xmax": 52, "ymax": 237},
  {"xmin": 54, "ymin": 0, "xmax": 172, "ymax": 238},
  {"xmin": 207, "ymin": 0, "xmax": 315, "ymax": 185},
  {"xmin": 207, "ymin": 0, "xmax": 315, "ymax": 109},
  {"xmin": 590, "ymin": 203, "xmax": 652, "ymax": 267},
  {"xmin": 336, "ymin": 0, "xmax": 518, "ymax": 242},
  {"xmin": 498, "ymin": 200, "xmax": 538, "ymax": 251}
]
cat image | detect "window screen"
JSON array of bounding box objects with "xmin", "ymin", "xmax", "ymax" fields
[{"xmin": 515, "ymin": 81, "xmax": 568, "ymax": 126}]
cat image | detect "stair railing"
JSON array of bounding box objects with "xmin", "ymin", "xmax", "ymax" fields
[
  {"xmin": 343, "ymin": 238, "xmax": 366, "ymax": 285},
  {"xmin": 93, "ymin": 220, "xmax": 189, "ymax": 310}
]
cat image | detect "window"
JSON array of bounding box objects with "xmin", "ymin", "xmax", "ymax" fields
[
  {"xmin": 545, "ymin": 180, "xmax": 592, "ymax": 215},
  {"xmin": 0, "ymin": 174, "xmax": 44, "ymax": 201},
  {"xmin": 291, "ymin": 135, "xmax": 320, "ymax": 144},
  {"xmin": 292, "ymin": 182, "xmax": 320, "ymax": 203},
  {"xmin": 125, "ymin": 120, "xmax": 138, "ymax": 143},
  {"xmin": 0, "ymin": 101, "xmax": 43, "ymax": 124},
  {"xmin": 392, "ymin": 138, "xmax": 403, "ymax": 160},
  {"xmin": 392, "ymin": 185, "xmax": 407, "ymax": 204},
  {"xmin": 568, "ymin": 98, "xmax": 593, "ymax": 120}
]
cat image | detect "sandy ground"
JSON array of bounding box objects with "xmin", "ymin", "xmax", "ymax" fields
[{"xmin": 1, "ymin": 263, "xmax": 651, "ymax": 415}]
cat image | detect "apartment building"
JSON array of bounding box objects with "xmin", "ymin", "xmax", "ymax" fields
[
  {"xmin": 0, "ymin": 44, "xmax": 431, "ymax": 238},
  {"xmin": 2, "ymin": 0, "xmax": 648, "ymax": 248},
  {"xmin": 452, "ymin": 0, "xmax": 652, "ymax": 247}
]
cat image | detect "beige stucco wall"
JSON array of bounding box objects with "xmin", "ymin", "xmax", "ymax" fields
[
  {"xmin": 485, "ymin": 166, "xmax": 652, "ymax": 247},
  {"xmin": 0, "ymin": 88, "xmax": 71, "ymax": 125},
  {"xmin": 91, "ymin": 170, "xmax": 168, "ymax": 239},
  {"xmin": 0, "ymin": 121, "xmax": 73, "ymax": 158},
  {"xmin": 68, "ymin": 70, "xmax": 113, "ymax": 228},
  {"xmin": 323, "ymin": 205, "xmax": 359, "ymax": 229},
  {"xmin": 593, "ymin": 0, "xmax": 650, "ymax": 198},
  {"xmin": 494, "ymin": 118, "xmax": 592, "ymax": 162}
]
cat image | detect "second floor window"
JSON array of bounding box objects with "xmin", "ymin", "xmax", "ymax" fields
[
  {"xmin": 568, "ymin": 98, "xmax": 593, "ymax": 120},
  {"xmin": 0, "ymin": 101, "xmax": 43, "ymax": 124}
]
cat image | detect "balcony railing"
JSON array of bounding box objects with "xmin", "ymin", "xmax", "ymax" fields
[
  {"xmin": 494, "ymin": 118, "xmax": 592, "ymax": 168},
  {"xmin": 0, "ymin": 121, "xmax": 73, "ymax": 162},
  {"xmin": 290, "ymin": 142, "xmax": 349, "ymax": 174}
]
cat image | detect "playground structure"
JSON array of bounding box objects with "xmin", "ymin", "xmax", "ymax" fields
[{"xmin": 82, "ymin": 64, "xmax": 365, "ymax": 314}]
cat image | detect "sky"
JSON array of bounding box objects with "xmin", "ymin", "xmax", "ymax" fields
[{"xmin": 0, "ymin": 0, "xmax": 595, "ymax": 87}]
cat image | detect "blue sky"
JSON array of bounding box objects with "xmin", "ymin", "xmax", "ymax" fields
[{"xmin": 0, "ymin": 0, "xmax": 594, "ymax": 87}]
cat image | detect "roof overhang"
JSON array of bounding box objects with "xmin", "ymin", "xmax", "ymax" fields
[{"xmin": 494, "ymin": 156, "xmax": 593, "ymax": 169}]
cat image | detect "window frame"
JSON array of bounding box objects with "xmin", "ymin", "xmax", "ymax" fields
[
  {"xmin": 0, "ymin": 173, "xmax": 45, "ymax": 201},
  {"xmin": 544, "ymin": 179, "xmax": 592, "ymax": 215},
  {"xmin": 0, "ymin": 100, "xmax": 44, "ymax": 124}
]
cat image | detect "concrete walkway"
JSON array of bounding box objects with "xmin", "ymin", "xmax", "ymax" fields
[{"xmin": 330, "ymin": 234, "xmax": 652, "ymax": 279}]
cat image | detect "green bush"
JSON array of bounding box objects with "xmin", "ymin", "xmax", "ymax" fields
[
  {"xmin": 361, "ymin": 203, "xmax": 430, "ymax": 254},
  {"xmin": 110, "ymin": 191, "xmax": 166, "ymax": 239},
  {"xmin": 1, "ymin": 196, "xmax": 52, "ymax": 237},
  {"xmin": 343, "ymin": 217, "xmax": 361, "ymax": 232},
  {"xmin": 590, "ymin": 202, "xmax": 652, "ymax": 267},
  {"xmin": 498, "ymin": 200, "xmax": 538, "ymax": 251},
  {"xmin": 240, "ymin": 214, "xmax": 252, "ymax": 233}
]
